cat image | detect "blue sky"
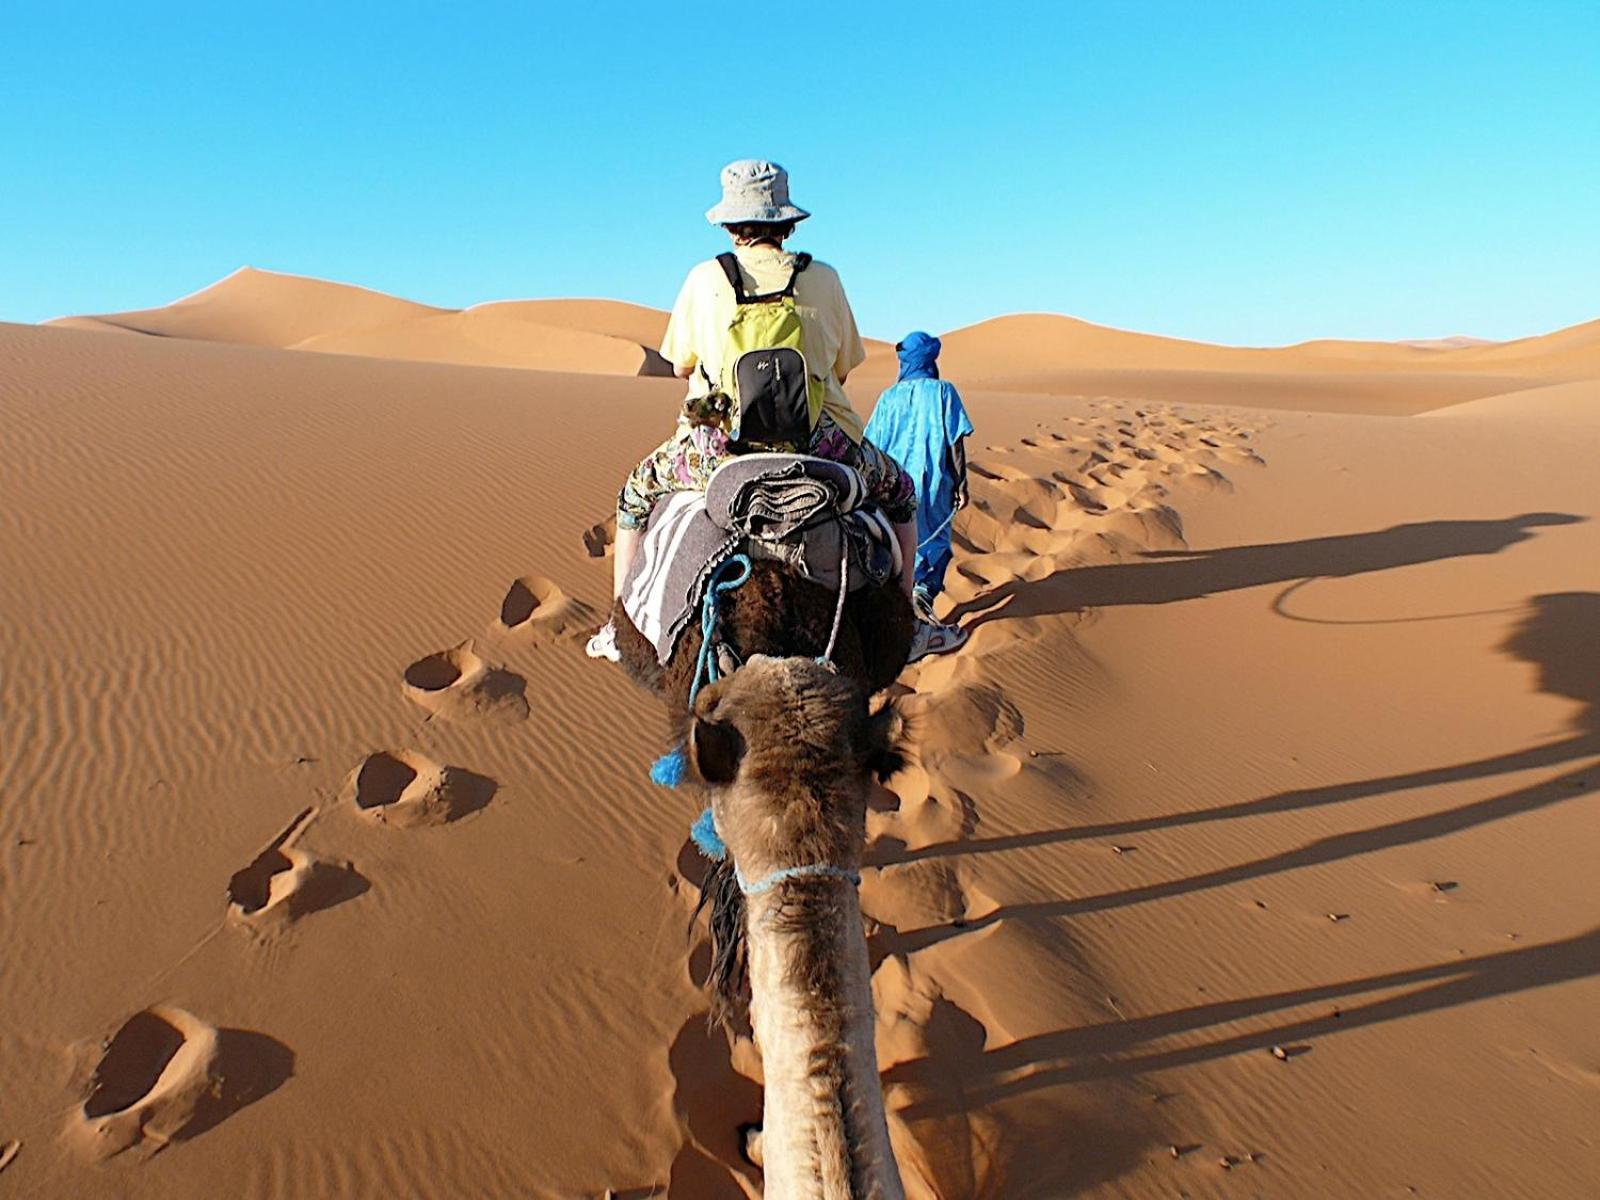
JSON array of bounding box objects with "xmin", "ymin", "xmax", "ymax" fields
[{"xmin": 3, "ymin": 2, "xmax": 1596, "ymax": 344}]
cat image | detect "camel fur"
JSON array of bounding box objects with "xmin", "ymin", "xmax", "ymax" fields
[
  {"xmin": 688, "ymin": 655, "xmax": 908, "ymax": 1200},
  {"xmin": 614, "ymin": 560, "xmax": 913, "ymax": 1023}
]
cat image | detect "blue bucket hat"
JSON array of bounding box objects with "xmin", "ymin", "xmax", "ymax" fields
[{"xmin": 706, "ymin": 159, "xmax": 811, "ymax": 225}]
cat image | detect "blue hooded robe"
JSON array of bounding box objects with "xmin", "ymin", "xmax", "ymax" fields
[{"xmin": 864, "ymin": 332, "xmax": 973, "ymax": 597}]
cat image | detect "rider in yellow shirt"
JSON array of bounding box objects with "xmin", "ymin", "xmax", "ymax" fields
[{"xmin": 588, "ymin": 160, "xmax": 950, "ymax": 662}]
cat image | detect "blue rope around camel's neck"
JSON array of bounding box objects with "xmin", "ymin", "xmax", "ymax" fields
[{"xmin": 737, "ymin": 861, "xmax": 862, "ymax": 895}]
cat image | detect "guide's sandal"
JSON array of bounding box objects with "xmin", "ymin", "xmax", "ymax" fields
[{"xmin": 907, "ymin": 620, "xmax": 969, "ymax": 663}]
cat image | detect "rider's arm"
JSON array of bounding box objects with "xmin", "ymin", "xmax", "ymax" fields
[{"xmin": 660, "ymin": 266, "xmax": 701, "ymax": 383}]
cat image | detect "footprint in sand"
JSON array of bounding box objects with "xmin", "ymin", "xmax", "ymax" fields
[
  {"xmin": 863, "ymin": 859, "xmax": 969, "ymax": 930},
  {"xmin": 494, "ymin": 575, "xmax": 597, "ymax": 644},
  {"xmin": 226, "ymin": 808, "xmax": 367, "ymax": 931},
  {"xmin": 1009, "ymin": 502, "xmax": 1052, "ymax": 532},
  {"xmin": 952, "ymin": 560, "xmax": 1015, "ymax": 594},
  {"xmin": 402, "ymin": 640, "xmax": 528, "ymax": 722},
  {"xmin": 910, "ymin": 681, "xmax": 1025, "ymax": 792},
  {"xmin": 865, "ymin": 763, "xmax": 979, "ymax": 858},
  {"xmin": 342, "ymin": 750, "xmax": 496, "ymax": 828},
  {"xmin": 1051, "ymin": 473, "xmax": 1109, "ymax": 513},
  {"xmin": 65, "ymin": 1007, "xmax": 292, "ymax": 1161},
  {"xmin": 871, "ymin": 961, "xmax": 1030, "ymax": 1196}
]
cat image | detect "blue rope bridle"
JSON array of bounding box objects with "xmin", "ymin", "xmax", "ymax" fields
[
  {"xmin": 691, "ymin": 553, "xmax": 754, "ymax": 703},
  {"xmin": 652, "ymin": 554, "xmax": 753, "ymax": 856}
]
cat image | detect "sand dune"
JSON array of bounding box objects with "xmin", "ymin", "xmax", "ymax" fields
[
  {"xmin": 294, "ymin": 306, "xmax": 670, "ymax": 375},
  {"xmin": 1423, "ymin": 378, "xmax": 1600, "ymax": 424},
  {"xmin": 1399, "ymin": 335, "xmax": 1495, "ymax": 350},
  {"xmin": 55, "ymin": 267, "xmax": 676, "ymax": 377},
  {"xmin": 1449, "ymin": 316, "xmax": 1600, "ymax": 377},
  {"xmin": 3, "ymin": 298, "xmax": 1598, "ymax": 1198},
  {"xmin": 931, "ymin": 310, "xmax": 1595, "ymax": 380},
  {"xmin": 471, "ymin": 298, "xmax": 669, "ymax": 347},
  {"xmin": 60, "ymin": 266, "xmax": 448, "ymax": 348}
]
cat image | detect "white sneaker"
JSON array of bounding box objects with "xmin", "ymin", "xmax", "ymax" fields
[
  {"xmin": 585, "ymin": 621, "xmax": 620, "ymax": 662},
  {"xmin": 907, "ymin": 619, "xmax": 968, "ymax": 664}
]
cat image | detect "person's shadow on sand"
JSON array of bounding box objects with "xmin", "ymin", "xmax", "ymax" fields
[{"xmin": 949, "ymin": 512, "xmax": 1582, "ymax": 627}]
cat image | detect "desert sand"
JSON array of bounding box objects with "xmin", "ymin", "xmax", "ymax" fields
[{"xmin": 2, "ymin": 272, "xmax": 1597, "ymax": 1198}]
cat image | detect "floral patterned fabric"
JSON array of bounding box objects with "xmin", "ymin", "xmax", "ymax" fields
[{"xmin": 617, "ymin": 412, "xmax": 916, "ymax": 531}]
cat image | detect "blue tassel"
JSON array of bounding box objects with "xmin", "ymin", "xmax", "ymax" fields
[
  {"xmin": 691, "ymin": 806, "xmax": 727, "ymax": 861},
  {"xmin": 650, "ymin": 747, "xmax": 688, "ymax": 788}
]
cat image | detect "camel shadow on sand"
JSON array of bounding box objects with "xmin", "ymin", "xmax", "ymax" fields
[
  {"xmin": 885, "ymin": 924, "xmax": 1600, "ymax": 1117},
  {"xmin": 878, "ymin": 591, "xmax": 1600, "ymax": 945},
  {"xmin": 873, "ymin": 592, "xmax": 1600, "ymax": 1116}
]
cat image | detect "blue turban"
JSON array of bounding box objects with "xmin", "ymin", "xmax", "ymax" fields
[{"xmin": 896, "ymin": 331, "xmax": 941, "ymax": 382}]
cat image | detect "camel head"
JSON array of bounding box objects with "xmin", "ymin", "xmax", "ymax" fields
[
  {"xmin": 691, "ymin": 655, "xmax": 906, "ymax": 875},
  {"xmin": 688, "ymin": 655, "xmax": 906, "ymax": 1023}
]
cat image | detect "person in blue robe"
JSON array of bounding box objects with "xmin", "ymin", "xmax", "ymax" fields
[{"xmin": 865, "ymin": 332, "xmax": 973, "ymax": 651}]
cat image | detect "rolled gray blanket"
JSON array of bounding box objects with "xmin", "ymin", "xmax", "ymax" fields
[{"xmin": 706, "ymin": 454, "xmax": 866, "ymax": 541}]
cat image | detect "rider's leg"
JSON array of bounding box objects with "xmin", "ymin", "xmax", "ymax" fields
[
  {"xmin": 613, "ymin": 523, "xmax": 643, "ymax": 600},
  {"xmin": 612, "ymin": 424, "xmax": 729, "ymax": 602},
  {"xmin": 893, "ymin": 520, "xmax": 917, "ymax": 601},
  {"xmin": 613, "ymin": 434, "xmax": 679, "ymax": 600}
]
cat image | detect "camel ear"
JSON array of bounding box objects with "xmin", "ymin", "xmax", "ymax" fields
[
  {"xmin": 690, "ymin": 714, "xmax": 746, "ymax": 784},
  {"xmin": 865, "ymin": 700, "xmax": 909, "ymax": 782}
]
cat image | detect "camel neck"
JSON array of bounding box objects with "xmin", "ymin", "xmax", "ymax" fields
[{"xmin": 745, "ymin": 881, "xmax": 905, "ymax": 1200}]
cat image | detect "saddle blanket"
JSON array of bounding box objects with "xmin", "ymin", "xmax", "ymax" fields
[{"xmin": 621, "ymin": 455, "xmax": 901, "ymax": 666}]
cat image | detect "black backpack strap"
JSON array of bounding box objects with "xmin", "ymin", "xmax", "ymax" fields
[
  {"xmin": 718, "ymin": 250, "xmax": 811, "ymax": 302},
  {"xmin": 779, "ymin": 252, "xmax": 812, "ymax": 298},
  {"xmin": 714, "ymin": 252, "xmax": 749, "ymax": 303}
]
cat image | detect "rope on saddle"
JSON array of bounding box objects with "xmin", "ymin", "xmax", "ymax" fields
[
  {"xmin": 819, "ymin": 533, "xmax": 849, "ymax": 668},
  {"xmin": 691, "ymin": 554, "xmax": 754, "ymax": 702}
]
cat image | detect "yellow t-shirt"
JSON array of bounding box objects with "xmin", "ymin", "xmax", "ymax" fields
[{"xmin": 659, "ymin": 245, "xmax": 868, "ymax": 441}]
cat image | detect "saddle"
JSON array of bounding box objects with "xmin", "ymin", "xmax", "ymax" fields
[
  {"xmin": 621, "ymin": 454, "xmax": 901, "ymax": 666},
  {"xmin": 706, "ymin": 453, "xmax": 899, "ymax": 585}
]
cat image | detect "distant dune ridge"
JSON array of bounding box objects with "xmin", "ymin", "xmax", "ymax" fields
[
  {"xmin": 53, "ymin": 266, "xmax": 1600, "ymax": 414},
  {"xmin": 851, "ymin": 312, "xmax": 1599, "ymax": 414}
]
